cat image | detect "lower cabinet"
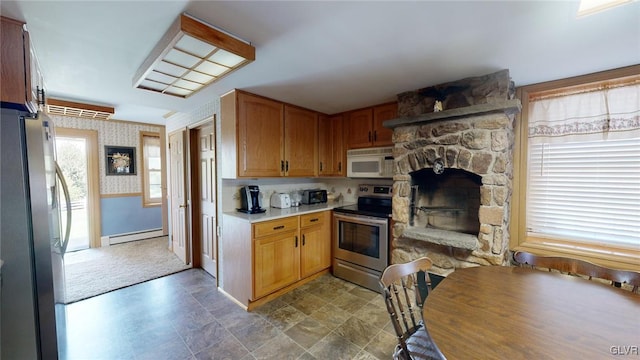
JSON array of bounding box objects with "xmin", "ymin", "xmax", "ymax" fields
[
  {"xmin": 251, "ymin": 211, "xmax": 331, "ymax": 301},
  {"xmin": 253, "ymin": 226, "xmax": 300, "ymax": 299},
  {"xmin": 300, "ymin": 212, "xmax": 331, "ymax": 278}
]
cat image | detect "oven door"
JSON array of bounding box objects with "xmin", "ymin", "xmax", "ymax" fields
[{"xmin": 333, "ymin": 212, "xmax": 389, "ymax": 271}]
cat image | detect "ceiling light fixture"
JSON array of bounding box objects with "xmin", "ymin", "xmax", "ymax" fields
[
  {"xmin": 577, "ymin": 0, "xmax": 634, "ymax": 17},
  {"xmin": 133, "ymin": 13, "xmax": 255, "ymax": 98},
  {"xmin": 46, "ymin": 98, "xmax": 115, "ymax": 120}
]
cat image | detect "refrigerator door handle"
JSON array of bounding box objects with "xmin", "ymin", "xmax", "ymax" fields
[{"xmin": 56, "ymin": 162, "xmax": 72, "ymax": 256}]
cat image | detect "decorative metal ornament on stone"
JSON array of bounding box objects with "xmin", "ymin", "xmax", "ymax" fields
[
  {"xmin": 434, "ymin": 100, "xmax": 443, "ymax": 112},
  {"xmin": 433, "ymin": 158, "xmax": 445, "ymax": 174}
]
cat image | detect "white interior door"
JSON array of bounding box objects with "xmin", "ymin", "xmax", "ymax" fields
[
  {"xmin": 197, "ymin": 123, "xmax": 217, "ymax": 277},
  {"xmin": 169, "ymin": 130, "xmax": 189, "ymax": 264}
]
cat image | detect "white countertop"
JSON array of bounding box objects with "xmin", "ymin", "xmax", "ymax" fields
[{"xmin": 223, "ymin": 201, "xmax": 354, "ymax": 223}]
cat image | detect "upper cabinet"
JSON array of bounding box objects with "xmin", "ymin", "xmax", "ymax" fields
[
  {"xmin": 284, "ymin": 105, "xmax": 318, "ymax": 177},
  {"xmin": 346, "ymin": 102, "xmax": 397, "ymax": 149},
  {"xmin": 318, "ymin": 114, "xmax": 345, "ymax": 176},
  {"xmin": 0, "ymin": 17, "xmax": 44, "ymax": 113},
  {"xmin": 221, "ymin": 90, "xmax": 317, "ymax": 178}
]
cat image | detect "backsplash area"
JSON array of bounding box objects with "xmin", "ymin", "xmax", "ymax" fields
[{"xmin": 221, "ymin": 178, "xmax": 393, "ymax": 212}]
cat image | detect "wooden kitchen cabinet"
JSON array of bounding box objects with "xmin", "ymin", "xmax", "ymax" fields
[
  {"xmin": 284, "ymin": 105, "xmax": 318, "ymax": 177},
  {"xmin": 300, "ymin": 211, "xmax": 331, "ymax": 278},
  {"xmin": 236, "ymin": 91, "xmax": 284, "ymax": 177},
  {"xmin": 318, "ymin": 114, "xmax": 345, "ymax": 176},
  {"xmin": 1, "ymin": 16, "xmax": 43, "ymax": 113},
  {"xmin": 346, "ymin": 102, "xmax": 397, "ymax": 149},
  {"xmin": 373, "ymin": 102, "xmax": 397, "ymax": 146},
  {"xmin": 253, "ymin": 212, "xmax": 331, "ymax": 298},
  {"xmin": 253, "ymin": 229, "xmax": 300, "ymax": 299},
  {"xmin": 220, "ymin": 90, "xmax": 317, "ymax": 178},
  {"xmin": 220, "ymin": 210, "xmax": 332, "ymax": 309}
]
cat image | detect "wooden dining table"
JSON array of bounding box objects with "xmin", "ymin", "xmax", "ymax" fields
[{"xmin": 423, "ymin": 265, "xmax": 640, "ymax": 359}]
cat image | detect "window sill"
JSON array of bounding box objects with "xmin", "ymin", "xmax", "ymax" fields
[
  {"xmin": 513, "ymin": 236, "xmax": 640, "ymax": 272},
  {"xmin": 142, "ymin": 202, "xmax": 162, "ymax": 208}
]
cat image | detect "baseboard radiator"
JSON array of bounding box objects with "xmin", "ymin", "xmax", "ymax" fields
[{"xmin": 101, "ymin": 229, "xmax": 164, "ymax": 246}]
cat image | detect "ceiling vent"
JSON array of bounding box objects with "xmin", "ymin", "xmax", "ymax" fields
[{"xmin": 46, "ymin": 98, "xmax": 115, "ymax": 120}]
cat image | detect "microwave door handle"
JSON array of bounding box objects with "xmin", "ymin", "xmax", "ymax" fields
[{"xmin": 379, "ymin": 158, "xmax": 384, "ymax": 175}]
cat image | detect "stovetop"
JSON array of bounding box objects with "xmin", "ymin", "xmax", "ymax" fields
[
  {"xmin": 333, "ymin": 184, "xmax": 393, "ymax": 218},
  {"xmin": 333, "ymin": 196, "xmax": 392, "ymax": 218}
]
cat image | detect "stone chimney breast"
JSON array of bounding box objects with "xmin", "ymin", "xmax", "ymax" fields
[{"xmin": 385, "ymin": 70, "xmax": 521, "ymax": 274}]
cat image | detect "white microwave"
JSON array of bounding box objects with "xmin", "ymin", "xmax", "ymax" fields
[{"xmin": 347, "ymin": 146, "xmax": 394, "ymax": 178}]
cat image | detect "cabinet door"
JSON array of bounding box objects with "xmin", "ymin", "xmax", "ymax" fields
[
  {"xmin": 237, "ymin": 92, "xmax": 284, "ymax": 177},
  {"xmin": 0, "ymin": 17, "xmax": 30, "ymax": 110},
  {"xmin": 29, "ymin": 41, "xmax": 44, "ymax": 112},
  {"xmin": 284, "ymin": 105, "xmax": 317, "ymax": 177},
  {"xmin": 318, "ymin": 114, "xmax": 332, "ymax": 176},
  {"xmin": 346, "ymin": 108, "xmax": 374, "ymax": 149},
  {"xmin": 253, "ymin": 231, "xmax": 300, "ymax": 299},
  {"xmin": 330, "ymin": 115, "xmax": 345, "ymax": 176},
  {"xmin": 318, "ymin": 114, "xmax": 344, "ymax": 176},
  {"xmin": 372, "ymin": 102, "xmax": 397, "ymax": 147},
  {"xmin": 300, "ymin": 212, "xmax": 331, "ymax": 278}
]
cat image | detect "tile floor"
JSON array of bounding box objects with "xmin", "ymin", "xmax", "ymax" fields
[{"xmin": 58, "ymin": 269, "xmax": 397, "ymax": 360}]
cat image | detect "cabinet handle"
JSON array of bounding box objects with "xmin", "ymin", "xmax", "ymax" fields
[
  {"xmin": 302, "ymin": 235, "xmax": 306, "ymax": 246},
  {"xmin": 319, "ymin": 162, "xmax": 323, "ymax": 172},
  {"xmin": 310, "ymin": 218, "xmax": 319, "ymax": 222},
  {"xmin": 368, "ymin": 131, "xmax": 372, "ymax": 142},
  {"xmin": 273, "ymin": 225, "xmax": 285, "ymax": 230},
  {"xmin": 281, "ymin": 160, "xmax": 285, "ymax": 172},
  {"xmin": 338, "ymin": 162, "xmax": 342, "ymax": 172},
  {"xmin": 37, "ymin": 86, "xmax": 46, "ymax": 106},
  {"xmin": 374, "ymin": 130, "xmax": 377, "ymax": 142},
  {"xmin": 295, "ymin": 235, "xmax": 298, "ymax": 247},
  {"xmin": 285, "ymin": 160, "xmax": 289, "ymax": 172}
]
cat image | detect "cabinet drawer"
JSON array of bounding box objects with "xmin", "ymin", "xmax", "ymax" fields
[
  {"xmin": 254, "ymin": 216, "xmax": 298, "ymax": 238},
  {"xmin": 300, "ymin": 212, "xmax": 325, "ymax": 228}
]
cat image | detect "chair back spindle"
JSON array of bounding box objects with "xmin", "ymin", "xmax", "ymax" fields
[
  {"xmin": 380, "ymin": 257, "xmax": 446, "ymax": 360},
  {"xmin": 513, "ymin": 251, "xmax": 640, "ymax": 293}
]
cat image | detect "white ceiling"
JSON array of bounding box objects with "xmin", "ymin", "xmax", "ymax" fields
[{"xmin": 1, "ymin": 1, "xmax": 639, "ymax": 125}]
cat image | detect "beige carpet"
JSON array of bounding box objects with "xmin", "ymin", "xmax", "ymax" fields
[{"xmin": 63, "ymin": 236, "xmax": 190, "ymax": 304}]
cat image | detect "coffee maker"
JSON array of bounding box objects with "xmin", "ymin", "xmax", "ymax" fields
[{"xmin": 238, "ymin": 185, "xmax": 266, "ymax": 214}]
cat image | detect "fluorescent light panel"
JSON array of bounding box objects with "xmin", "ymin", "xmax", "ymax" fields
[
  {"xmin": 133, "ymin": 13, "xmax": 255, "ymax": 98},
  {"xmin": 577, "ymin": 0, "xmax": 633, "ymax": 17}
]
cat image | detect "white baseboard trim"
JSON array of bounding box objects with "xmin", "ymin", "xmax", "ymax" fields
[{"xmin": 104, "ymin": 229, "xmax": 164, "ymax": 246}]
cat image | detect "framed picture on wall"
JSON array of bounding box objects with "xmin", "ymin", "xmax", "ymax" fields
[{"xmin": 105, "ymin": 146, "xmax": 136, "ymax": 175}]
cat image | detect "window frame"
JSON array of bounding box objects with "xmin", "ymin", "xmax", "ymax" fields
[
  {"xmin": 140, "ymin": 131, "xmax": 163, "ymax": 207},
  {"xmin": 510, "ymin": 64, "xmax": 640, "ymax": 271}
]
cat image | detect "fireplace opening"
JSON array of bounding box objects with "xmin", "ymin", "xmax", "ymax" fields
[{"xmin": 410, "ymin": 168, "xmax": 481, "ymax": 236}]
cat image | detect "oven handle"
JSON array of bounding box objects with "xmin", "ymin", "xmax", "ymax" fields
[{"xmin": 333, "ymin": 212, "xmax": 389, "ymax": 227}]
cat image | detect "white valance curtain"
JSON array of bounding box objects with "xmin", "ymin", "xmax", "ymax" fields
[
  {"xmin": 526, "ymin": 83, "xmax": 640, "ymax": 247},
  {"xmin": 528, "ymin": 83, "xmax": 640, "ymax": 143}
]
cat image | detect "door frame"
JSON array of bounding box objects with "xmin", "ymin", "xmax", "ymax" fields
[
  {"xmin": 186, "ymin": 117, "xmax": 219, "ymax": 279},
  {"xmin": 55, "ymin": 128, "xmax": 101, "ymax": 248},
  {"xmin": 167, "ymin": 116, "xmax": 219, "ymax": 281}
]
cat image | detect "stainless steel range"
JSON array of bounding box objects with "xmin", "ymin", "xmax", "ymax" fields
[{"xmin": 332, "ymin": 184, "xmax": 392, "ymax": 292}]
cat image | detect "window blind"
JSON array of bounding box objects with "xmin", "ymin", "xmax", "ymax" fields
[{"xmin": 526, "ymin": 137, "xmax": 640, "ymax": 246}]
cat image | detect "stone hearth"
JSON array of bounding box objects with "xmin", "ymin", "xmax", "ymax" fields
[{"xmin": 385, "ymin": 70, "xmax": 521, "ymax": 275}]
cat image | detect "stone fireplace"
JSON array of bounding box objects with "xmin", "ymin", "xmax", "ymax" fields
[{"xmin": 385, "ymin": 70, "xmax": 521, "ymax": 275}]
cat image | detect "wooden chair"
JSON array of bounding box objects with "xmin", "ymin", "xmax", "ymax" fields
[
  {"xmin": 379, "ymin": 257, "xmax": 446, "ymax": 360},
  {"xmin": 513, "ymin": 251, "xmax": 640, "ymax": 293}
]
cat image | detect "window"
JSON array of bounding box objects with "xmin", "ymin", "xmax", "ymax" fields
[
  {"xmin": 512, "ymin": 65, "xmax": 640, "ymax": 268},
  {"xmin": 141, "ymin": 132, "xmax": 162, "ymax": 206}
]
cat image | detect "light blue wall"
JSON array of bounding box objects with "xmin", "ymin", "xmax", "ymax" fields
[{"xmin": 101, "ymin": 196, "xmax": 162, "ymax": 236}]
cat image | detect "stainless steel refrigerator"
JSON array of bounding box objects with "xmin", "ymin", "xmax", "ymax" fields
[{"xmin": 1, "ymin": 107, "xmax": 70, "ymax": 359}]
